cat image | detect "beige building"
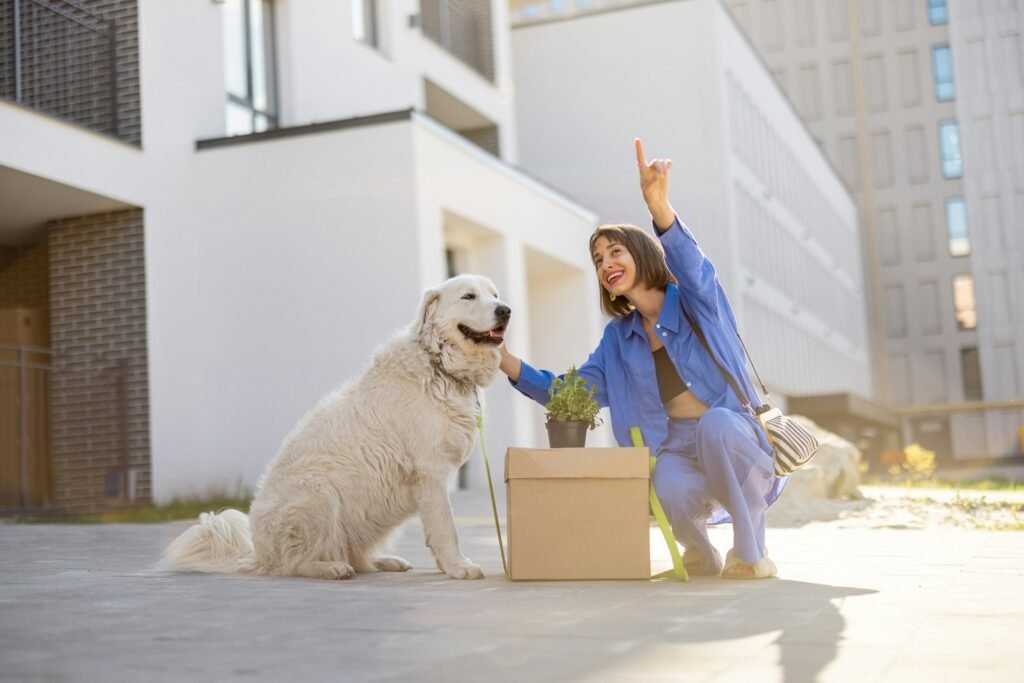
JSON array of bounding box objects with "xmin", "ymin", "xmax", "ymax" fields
[{"xmin": 718, "ymin": 0, "xmax": 1023, "ymax": 464}]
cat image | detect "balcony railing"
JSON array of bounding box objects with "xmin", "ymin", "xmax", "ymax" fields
[
  {"xmin": 419, "ymin": 0, "xmax": 495, "ymax": 82},
  {"xmin": 1, "ymin": 0, "xmax": 119, "ymax": 138}
]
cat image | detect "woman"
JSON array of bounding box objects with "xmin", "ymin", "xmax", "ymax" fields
[{"xmin": 499, "ymin": 139, "xmax": 786, "ymax": 579}]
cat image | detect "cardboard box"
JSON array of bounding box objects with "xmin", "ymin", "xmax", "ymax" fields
[{"xmin": 505, "ymin": 447, "xmax": 650, "ymax": 580}]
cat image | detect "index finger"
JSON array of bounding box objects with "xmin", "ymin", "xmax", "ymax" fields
[{"xmin": 634, "ymin": 138, "xmax": 647, "ymax": 167}]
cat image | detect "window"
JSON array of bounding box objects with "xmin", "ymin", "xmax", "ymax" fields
[
  {"xmin": 932, "ymin": 45, "xmax": 955, "ymax": 101},
  {"xmin": 352, "ymin": 0, "xmax": 379, "ymax": 48},
  {"xmin": 945, "ymin": 198, "xmax": 970, "ymax": 256},
  {"xmin": 960, "ymin": 347, "xmax": 983, "ymax": 400},
  {"xmin": 224, "ymin": 0, "xmax": 278, "ymax": 136},
  {"xmin": 939, "ymin": 120, "xmax": 963, "ymax": 178},
  {"xmin": 953, "ymin": 274, "xmax": 977, "ymax": 330},
  {"xmin": 928, "ymin": 0, "xmax": 948, "ymax": 25}
]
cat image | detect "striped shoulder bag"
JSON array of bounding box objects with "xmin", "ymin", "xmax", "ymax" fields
[{"xmin": 681, "ymin": 307, "xmax": 820, "ymax": 477}]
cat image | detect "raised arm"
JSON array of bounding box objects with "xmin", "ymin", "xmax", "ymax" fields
[{"xmin": 635, "ymin": 138, "xmax": 718, "ymax": 307}]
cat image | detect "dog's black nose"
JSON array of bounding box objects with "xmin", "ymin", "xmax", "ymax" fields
[{"xmin": 495, "ymin": 305, "xmax": 511, "ymax": 322}]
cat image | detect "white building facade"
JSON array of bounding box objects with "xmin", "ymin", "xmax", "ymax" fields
[
  {"xmin": 511, "ymin": 0, "xmax": 891, "ymax": 454},
  {"xmin": 0, "ymin": 0, "xmax": 605, "ymax": 511}
]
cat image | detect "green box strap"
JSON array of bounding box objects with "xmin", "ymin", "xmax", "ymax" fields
[{"xmin": 631, "ymin": 426, "xmax": 688, "ymax": 581}]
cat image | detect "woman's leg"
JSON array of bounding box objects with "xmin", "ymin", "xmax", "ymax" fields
[
  {"xmin": 652, "ymin": 453, "xmax": 723, "ymax": 575},
  {"xmin": 695, "ymin": 407, "xmax": 775, "ymax": 565}
]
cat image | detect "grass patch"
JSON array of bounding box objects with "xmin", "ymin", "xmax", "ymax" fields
[{"xmin": 11, "ymin": 496, "xmax": 251, "ymax": 524}]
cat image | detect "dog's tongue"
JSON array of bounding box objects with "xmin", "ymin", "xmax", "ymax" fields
[{"xmin": 489, "ymin": 329, "xmax": 505, "ymax": 338}]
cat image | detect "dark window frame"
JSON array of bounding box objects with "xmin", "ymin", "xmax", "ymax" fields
[
  {"xmin": 960, "ymin": 346, "xmax": 983, "ymax": 401},
  {"xmin": 353, "ymin": 0, "xmax": 380, "ymax": 48},
  {"xmin": 226, "ymin": 0, "xmax": 279, "ymax": 136}
]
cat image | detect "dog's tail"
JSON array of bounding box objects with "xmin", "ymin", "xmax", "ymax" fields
[{"xmin": 159, "ymin": 509, "xmax": 256, "ymax": 574}]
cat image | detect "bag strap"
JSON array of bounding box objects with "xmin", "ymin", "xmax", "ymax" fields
[
  {"xmin": 679, "ymin": 305, "xmax": 756, "ymax": 410},
  {"xmin": 734, "ymin": 327, "xmax": 771, "ymax": 399}
]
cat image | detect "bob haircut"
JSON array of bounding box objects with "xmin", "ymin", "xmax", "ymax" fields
[{"xmin": 589, "ymin": 223, "xmax": 677, "ymax": 318}]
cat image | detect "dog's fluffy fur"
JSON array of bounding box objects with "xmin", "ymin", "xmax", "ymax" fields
[{"xmin": 160, "ymin": 274, "xmax": 509, "ymax": 580}]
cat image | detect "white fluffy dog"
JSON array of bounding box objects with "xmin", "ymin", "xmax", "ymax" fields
[{"xmin": 160, "ymin": 274, "xmax": 509, "ymax": 580}]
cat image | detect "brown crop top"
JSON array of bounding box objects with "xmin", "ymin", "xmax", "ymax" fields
[{"xmin": 652, "ymin": 345, "xmax": 688, "ymax": 404}]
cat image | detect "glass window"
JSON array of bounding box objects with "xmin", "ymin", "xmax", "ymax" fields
[
  {"xmin": 945, "ymin": 198, "xmax": 970, "ymax": 256},
  {"xmin": 939, "ymin": 120, "xmax": 963, "ymax": 178},
  {"xmin": 928, "ymin": 0, "xmax": 948, "ymax": 25},
  {"xmin": 223, "ymin": 0, "xmax": 278, "ymax": 136},
  {"xmin": 960, "ymin": 347, "xmax": 983, "ymax": 400},
  {"xmin": 352, "ymin": 0, "xmax": 378, "ymax": 47},
  {"xmin": 932, "ymin": 45, "xmax": 955, "ymax": 101},
  {"xmin": 953, "ymin": 274, "xmax": 977, "ymax": 330}
]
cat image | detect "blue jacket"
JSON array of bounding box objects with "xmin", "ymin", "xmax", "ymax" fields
[{"xmin": 511, "ymin": 216, "xmax": 767, "ymax": 453}]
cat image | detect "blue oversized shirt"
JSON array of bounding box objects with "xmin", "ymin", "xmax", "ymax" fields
[{"xmin": 511, "ymin": 216, "xmax": 767, "ymax": 453}]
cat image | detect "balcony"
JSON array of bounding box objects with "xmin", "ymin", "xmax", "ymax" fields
[
  {"xmin": 418, "ymin": 0, "xmax": 495, "ymax": 82},
  {"xmin": 1, "ymin": 0, "xmax": 137, "ymax": 144}
]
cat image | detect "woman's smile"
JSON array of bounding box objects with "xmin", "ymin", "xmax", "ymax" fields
[{"xmin": 593, "ymin": 237, "xmax": 636, "ymax": 294}]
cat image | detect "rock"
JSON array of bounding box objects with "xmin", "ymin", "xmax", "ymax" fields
[{"xmin": 778, "ymin": 416, "xmax": 862, "ymax": 500}]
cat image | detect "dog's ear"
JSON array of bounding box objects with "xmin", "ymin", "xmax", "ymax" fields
[{"xmin": 415, "ymin": 287, "xmax": 441, "ymax": 337}]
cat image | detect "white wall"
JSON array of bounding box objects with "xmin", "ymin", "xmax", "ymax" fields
[
  {"xmin": 411, "ymin": 114, "xmax": 600, "ymax": 487},
  {"xmin": 513, "ymin": 0, "xmax": 730, "ymax": 256},
  {"xmin": 279, "ymin": 0, "xmax": 519, "ymax": 160},
  {"xmin": 148, "ymin": 121, "xmax": 420, "ymax": 500}
]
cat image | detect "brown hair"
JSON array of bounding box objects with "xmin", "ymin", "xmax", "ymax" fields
[{"xmin": 589, "ymin": 223, "xmax": 677, "ymax": 318}]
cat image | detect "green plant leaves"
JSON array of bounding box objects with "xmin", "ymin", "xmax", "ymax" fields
[{"xmin": 545, "ymin": 366, "xmax": 602, "ymax": 429}]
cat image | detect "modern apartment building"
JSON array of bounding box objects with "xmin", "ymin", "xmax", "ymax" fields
[
  {"xmin": 0, "ymin": 0, "xmax": 606, "ymax": 512},
  {"xmin": 510, "ymin": 0, "xmax": 897, "ymax": 457},
  {"xmin": 709, "ymin": 0, "xmax": 1023, "ymax": 464}
]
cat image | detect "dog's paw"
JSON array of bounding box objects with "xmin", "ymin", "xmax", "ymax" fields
[
  {"xmin": 309, "ymin": 561, "xmax": 356, "ymax": 580},
  {"xmin": 444, "ymin": 561, "xmax": 485, "ymax": 580},
  {"xmin": 373, "ymin": 556, "xmax": 412, "ymax": 572}
]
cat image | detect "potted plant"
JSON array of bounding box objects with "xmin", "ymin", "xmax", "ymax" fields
[{"xmin": 545, "ymin": 366, "xmax": 602, "ymax": 448}]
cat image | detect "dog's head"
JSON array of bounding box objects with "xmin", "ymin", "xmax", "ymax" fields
[{"xmin": 415, "ymin": 274, "xmax": 510, "ymax": 387}]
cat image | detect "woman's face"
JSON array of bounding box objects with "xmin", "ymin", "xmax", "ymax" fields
[{"xmin": 592, "ymin": 236, "xmax": 637, "ymax": 297}]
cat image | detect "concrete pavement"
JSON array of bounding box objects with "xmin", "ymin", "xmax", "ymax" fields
[{"xmin": 1, "ymin": 488, "xmax": 1022, "ymax": 682}]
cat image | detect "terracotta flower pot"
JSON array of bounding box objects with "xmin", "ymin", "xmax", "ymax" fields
[{"xmin": 546, "ymin": 420, "xmax": 590, "ymax": 448}]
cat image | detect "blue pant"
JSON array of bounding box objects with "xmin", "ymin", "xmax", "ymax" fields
[{"xmin": 652, "ymin": 407, "xmax": 778, "ymax": 566}]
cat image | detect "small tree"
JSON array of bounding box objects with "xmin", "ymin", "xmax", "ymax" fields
[{"xmin": 545, "ymin": 366, "xmax": 602, "ymax": 429}]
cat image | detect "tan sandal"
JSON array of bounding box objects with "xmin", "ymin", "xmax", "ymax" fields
[{"xmin": 721, "ymin": 549, "xmax": 777, "ymax": 579}]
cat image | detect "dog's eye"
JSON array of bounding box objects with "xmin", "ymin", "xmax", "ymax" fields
[{"xmin": 461, "ymin": 293, "xmax": 476, "ymax": 300}]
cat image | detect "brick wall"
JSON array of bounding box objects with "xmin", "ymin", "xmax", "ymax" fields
[
  {"xmin": 48, "ymin": 209, "xmax": 149, "ymax": 512},
  {"xmin": 0, "ymin": 0, "xmax": 141, "ymax": 145}
]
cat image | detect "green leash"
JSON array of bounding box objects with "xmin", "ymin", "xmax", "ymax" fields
[
  {"xmin": 477, "ymin": 408, "xmax": 508, "ymax": 576},
  {"xmin": 631, "ymin": 427, "xmax": 688, "ymax": 581}
]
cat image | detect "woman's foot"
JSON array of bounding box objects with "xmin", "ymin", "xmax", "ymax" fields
[
  {"xmin": 682, "ymin": 547, "xmax": 723, "ymax": 576},
  {"xmin": 721, "ymin": 549, "xmax": 777, "ymax": 579}
]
